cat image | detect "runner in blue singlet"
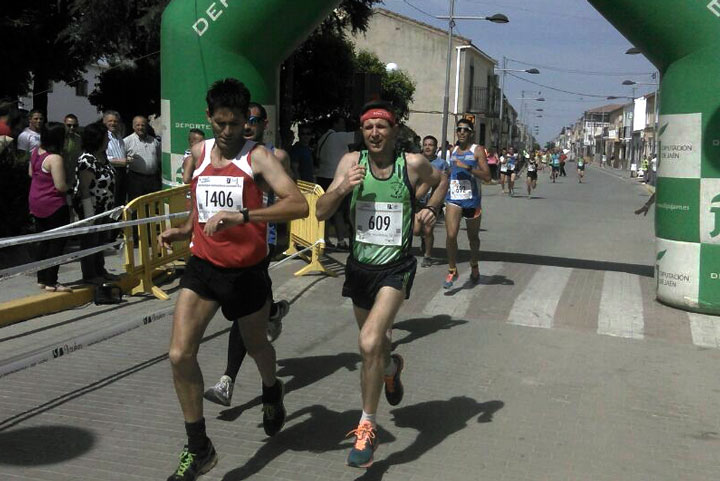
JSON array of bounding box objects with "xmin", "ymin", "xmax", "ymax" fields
[{"xmin": 443, "ymin": 118, "xmax": 491, "ymax": 288}]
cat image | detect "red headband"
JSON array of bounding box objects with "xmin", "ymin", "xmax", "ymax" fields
[{"xmin": 360, "ymin": 109, "xmax": 396, "ymax": 126}]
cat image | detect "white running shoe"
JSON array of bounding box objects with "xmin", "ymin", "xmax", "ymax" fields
[{"xmin": 203, "ymin": 375, "xmax": 233, "ymax": 406}]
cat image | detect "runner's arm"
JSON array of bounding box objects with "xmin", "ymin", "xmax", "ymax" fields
[
  {"xmin": 471, "ymin": 146, "xmax": 491, "ymax": 181},
  {"xmin": 316, "ymin": 151, "xmax": 363, "ymax": 221},
  {"xmin": 204, "ymin": 145, "xmax": 308, "ymax": 235},
  {"xmin": 408, "ymin": 154, "xmax": 447, "ymax": 226}
]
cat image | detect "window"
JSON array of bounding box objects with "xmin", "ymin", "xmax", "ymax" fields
[{"xmin": 75, "ymin": 79, "xmax": 88, "ymax": 97}]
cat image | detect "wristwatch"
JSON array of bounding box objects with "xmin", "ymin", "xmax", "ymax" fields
[{"xmin": 241, "ymin": 208, "xmax": 250, "ymax": 224}]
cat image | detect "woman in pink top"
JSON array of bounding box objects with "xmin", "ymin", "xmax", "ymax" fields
[
  {"xmin": 486, "ymin": 148, "xmax": 499, "ymax": 181},
  {"xmin": 28, "ymin": 122, "xmax": 71, "ymax": 292}
]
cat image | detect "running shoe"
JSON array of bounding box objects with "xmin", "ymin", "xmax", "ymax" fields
[
  {"xmin": 203, "ymin": 375, "xmax": 233, "ymax": 407},
  {"xmin": 267, "ymin": 300, "xmax": 289, "ymax": 342},
  {"xmin": 262, "ymin": 379, "xmax": 286, "ymax": 436},
  {"xmin": 167, "ymin": 441, "xmax": 218, "ymax": 481},
  {"xmin": 383, "ymin": 353, "xmax": 404, "ymax": 406},
  {"xmin": 421, "ymin": 256, "xmax": 432, "ymax": 268},
  {"xmin": 443, "ymin": 269, "xmax": 458, "ymax": 289},
  {"xmin": 470, "ymin": 265, "xmax": 480, "ymax": 284},
  {"xmin": 346, "ymin": 421, "xmax": 378, "ymax": 468}
]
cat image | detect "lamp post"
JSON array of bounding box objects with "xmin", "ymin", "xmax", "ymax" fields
[
  {"xmin": 623, "ymin": 78, "xmax": 660, "ymax": 157},
  {"xmin": 437, "ymin": 4, "xmax": 509, "ymax": 159},
  {"xmin": 511, "ymin": 93, "xmax": 544, "ymax": 151},
  {"xmin": 495, "ymin": 58, "xmax": 540, "ymax": 151}
]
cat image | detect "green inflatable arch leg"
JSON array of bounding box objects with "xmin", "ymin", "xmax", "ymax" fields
[
  {"xmin": 588, "ymin": 1, "xmax": 720, "ymax": 314},
  {"xmin": 160, "ymin": 0, "xmax": 340, "ymax": 185}
]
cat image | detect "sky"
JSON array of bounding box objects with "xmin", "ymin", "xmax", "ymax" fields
[{"xmin": 381, "ymin": 0, "xmax": 657, "ymax": 145}]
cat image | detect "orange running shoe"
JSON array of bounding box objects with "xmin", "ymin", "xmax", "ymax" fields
[
  {"xmin": 383, "ymin": 354, "xmax": 404, "ymax": 406},
  {"xmin": 443, "ymin": 269, "xmax": 458, "ymax": 289},
  {"xmin": 346, "ymin": 420, "xmax": 377, "ymax": 468}
]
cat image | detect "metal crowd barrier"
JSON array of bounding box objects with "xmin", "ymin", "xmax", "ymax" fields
[
  {"xmin": 123, "ymin": 185, "xmax": 191, "ymax": 300},
  {"xmin": 284, "ymin": 181, "xmax": 335, "ymax": 277}
]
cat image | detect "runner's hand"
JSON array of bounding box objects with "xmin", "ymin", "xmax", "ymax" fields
[
  {"xmin": 455, "ymin": 161, "xmax": 470, "ymax": 170},
  {"xmin": 158, "ymin": 228, "xmax": 182, "ymax": 250},
  {"xmin": 416, "ymin": 207, "xmax": 437, "ymax": 229},
  {"xmin": 204, "ymin": 210, "xmax": 241, "ymax": 236},
  {"xmin": 340, "ymin": 163, "xmax": 366, "ymax": 195}
]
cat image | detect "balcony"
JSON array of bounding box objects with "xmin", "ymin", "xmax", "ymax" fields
[{"xmin": 467, "ymin": 87, "xmax": 499, "ymax": 117}]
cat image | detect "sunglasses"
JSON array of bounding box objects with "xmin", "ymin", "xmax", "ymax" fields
[
  {"xmin": 65, "ymin": 124, "xmax": 78, "ymax": 129},
  {"xmin": 456, "ymin": 127, "xmax": 473, "ymax": 133},
  {"xmin": 247, "ymin": 115, "xmax": 265, "ymax": 126}
]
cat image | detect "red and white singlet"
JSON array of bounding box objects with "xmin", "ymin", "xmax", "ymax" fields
[{"xmin": 190, "ymin": 139, "xmax": 268, "ymax": 268}]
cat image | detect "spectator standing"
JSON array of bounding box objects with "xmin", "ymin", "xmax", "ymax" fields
[
  {"xmin": 0, "ymin": 103, "xmax": 12, "ymax": 137},
  {"xmin": 315, "ymin": 116, "xmax": 355, "ymax": 250},
  {"xmin": 28, "ymin": 123, "xmax": 71, "ymax": 292},
  {"xmin": 486, "ymin": 148, "xmax": 499, "ymax": 181},
  {"xmin": 63, "ymin": 114, "xmax": 82, "ymax": 197},
  {"xmin": 74, "ymin": 122, "xmax": 117, "ymax": 284},
  {"xmin": 124, "ymin": 115, "xmax": 162, "ymax": 200},
  {"xmin": 103, "ymin": 111, "xmax": 129, "ymax": 207},
  {"xmin": 290, "ymin": 124, "xmax": 315, "ymax": 182},
  {"xmin": 181, "ymin": 128, "xmax": 206, "ymax": 184},
  {"xmin": 17, "ymin": 109, "xmax": 45, "ymax": 159}
]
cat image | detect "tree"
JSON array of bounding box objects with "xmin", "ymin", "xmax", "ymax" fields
[
  {"xmin": 545, "ymin": 141, "xmax": 556, "ymax": 150},
  {"xmin": 353, "ymin": 50, "xmax": 415, "ymax": 122},
  {"xmin": 63, "ymin": 0, "xmax": 168, "ymax": 126},
  {"xmin": 1, "ymin": 1, "xmax": 88, "ymax": 113}
]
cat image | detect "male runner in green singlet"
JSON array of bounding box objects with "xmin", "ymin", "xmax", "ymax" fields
[{"xmin": 316, "ymin": 100, "xmax": 446, "ymax": 468}]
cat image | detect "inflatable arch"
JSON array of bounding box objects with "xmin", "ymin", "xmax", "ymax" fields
[
  {"xmin": 588, "ymin": 0, "xmax": 720, "ymax": 314},
  {"xmin": 160, "ymin": 0, "xmax": 340, "ymax": 185}
]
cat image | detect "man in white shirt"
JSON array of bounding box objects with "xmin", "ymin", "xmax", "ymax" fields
[
  {"xmin": 124, "ymin": 115, "xmax": 162, "ymax": 200},
  {"xmin": 17, "ymin": 109, "xmax": 44, "ymax": 159},
  {"xmin": 315, "ymin": 116, "xmax": 356, "ymax": 250},
  {"xmin": 103, "ymin": 110, "xmax": 129, "ymax": 206}
]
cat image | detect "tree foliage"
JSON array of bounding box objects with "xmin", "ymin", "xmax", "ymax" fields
[
  {"xmin": 353, "ymin": 51, "xmax": 415, "ymax": 122},
  {"xmin": 1, "ymin": 1, "xmax": 88, "ymax": 112}
]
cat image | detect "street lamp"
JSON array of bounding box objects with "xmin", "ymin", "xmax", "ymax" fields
[
  {"xmin": 623, "ymin": 77, "xmax": 660, "ymax": 156},
  {"xmin": 513, "ymin": 92, "xmax": 544, "ymax": 150},
  {"xmin": 437, "ymin": 3, "xmax": 509, "ymax": 159},
  {"xmin": 496, "ymin": 59, "xmax": 540, "ymax": 150}
]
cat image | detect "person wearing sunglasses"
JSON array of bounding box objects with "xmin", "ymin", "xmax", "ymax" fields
[
  {"xmin": 63, "ymin": 114, "xmax": 82, "ymax": 194},
  {"xmin": 443, "ymin": 118, "xmax": 491, "ymax": 288}
]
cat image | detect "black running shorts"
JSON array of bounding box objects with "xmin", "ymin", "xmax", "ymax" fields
[
  {"xmin": 342, "ymin": 255, "xmax": 417, "ymax": 310},
  {"xmin": 180, "ymin": 256, "xmax": 270, "ymax": 320},
  {"xmin": 527, "ymin": 171, "xmax": 538, "ymax": 180}
]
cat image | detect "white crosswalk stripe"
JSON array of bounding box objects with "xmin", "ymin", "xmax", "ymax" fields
[
  {"xmin": 424, "ymin": 262, "xmax": 505, "ymax": 318},
  {"xmin": 507, "ymin": 265, "xmax": 572, "ymax": 328},
  {"xmin": 597, "ymin": 271, "xmax": 644, "ymax": 339},
  {"xmin": 688, "ymin": 312, "xmax": 720, "ymax": 348}
]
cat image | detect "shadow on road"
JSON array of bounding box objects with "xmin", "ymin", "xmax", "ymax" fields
[
  {"xmin": 218, "ymin": 353, "xmax": 362, "ymax": 422},
  {"xmin": 221, "ymin": 405, "xmax": 395, "ymax": 480},
  {"xmin": 354, "ymin": 397, "xmax": 505, "ymax": 481},
  {"xmin": 424, "ymin": 248, "xmax": 653, "ymax": 277},
  {"xmin": 0, "ymin": 425, "xmax": 95, "ymax": 465},
  {"xmin": 392, "ymin": 315, "xmax": 468, "ymax": 350}
]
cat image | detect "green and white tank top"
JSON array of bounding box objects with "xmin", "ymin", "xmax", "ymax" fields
[{"xmin": 350, "ymin": 150, "xmax": 414, "ymax": 265}]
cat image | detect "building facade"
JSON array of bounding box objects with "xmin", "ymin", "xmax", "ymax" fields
[{"xmin": 351, "ymin": 9, "xmax": 501, "ymax": 149}]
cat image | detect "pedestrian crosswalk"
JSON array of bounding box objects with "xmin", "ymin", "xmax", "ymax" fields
[
  {"xmin": 273, "ymin": 257, "xmax": 720, "ymax": 350},
  {"xmin": 597, "ymin": 271, "xmax": 644, "ymax": 339},
  {"xmin": 507, "ymin": 265, "xmax": 572, "ymax": 329}
]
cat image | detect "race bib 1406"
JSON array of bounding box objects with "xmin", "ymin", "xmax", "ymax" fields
[
  {"xmin": 355, "ymin": 201, "xmax": 403, "ymax": 246},
  {"xmin": 196, "ymin": 176, "xmax": 244, "ymax": 223}
]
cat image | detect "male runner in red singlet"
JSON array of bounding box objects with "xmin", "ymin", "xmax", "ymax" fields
[{"xmin": 159, "ymin": 78, "xmax": 308, "ymax": 481}]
